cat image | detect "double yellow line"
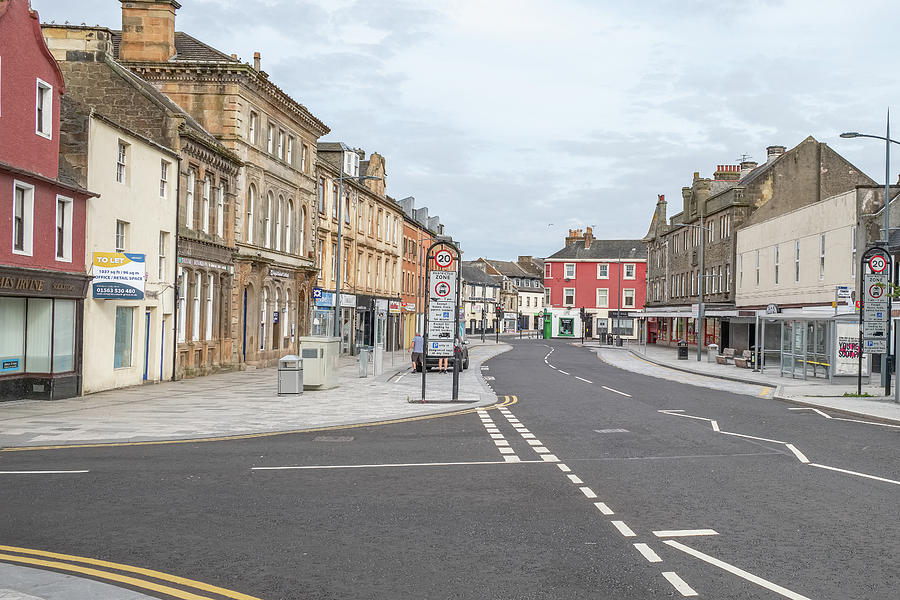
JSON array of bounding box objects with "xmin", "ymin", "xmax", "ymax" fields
[
  {"xmin": 0, "ymin": 544, "xmax": 260, "ymax": 599},
  {"xmin": 1, "ymin": 396, "xmax": 518, "ymax": 453}
]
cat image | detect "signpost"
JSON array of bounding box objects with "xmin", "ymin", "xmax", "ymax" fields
[
  {"xmin": 858, "ymin": 246, "xmax": 893, "ymax": 395},
  {"xmin": 422, "ymin": 241, "xmax": 462, "ymax": 402}
]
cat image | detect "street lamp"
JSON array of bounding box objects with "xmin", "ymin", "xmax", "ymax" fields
[
  {"xmin": 672, "ymin": 216, "xmax": 712, "ymax": 361},
  {"xmin": 333, "ymin": 159, "xmax": 383, "ymax": 345},
  {"xmin": 841, "ymin": 113, "xmax": 898, "ymax": 393}
]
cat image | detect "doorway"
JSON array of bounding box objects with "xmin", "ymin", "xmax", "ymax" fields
[{"xmin": 142, "ymin": 311, "xmax": 151, "ymax": 381}]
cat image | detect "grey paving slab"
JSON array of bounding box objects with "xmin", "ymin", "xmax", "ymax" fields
[{"xmin": 0, "ymin": 564, "xmax": 156, "ymax": 600}]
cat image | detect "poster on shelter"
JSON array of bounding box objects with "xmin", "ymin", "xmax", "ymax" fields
[
  {"xmin": 92, "ymin": 252, "xmax": 145, "ymax": 300},
  {"xmin": 834, "ymin": 322, "xmax": 869, "ymax": 376}
]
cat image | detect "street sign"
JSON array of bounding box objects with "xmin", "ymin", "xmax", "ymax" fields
[
  {"xmin": 863, "ymin": 339, "xmax": 887, "ymax": 353},
  {"xmin": 429, "ymin": 340, "xmax": 453, "ymax": 356},
  {"xmin": 864, "ymin": 307, "xmax": 887, "ymax": 321},
  {"xmin": 428, "ymin": 319, "xmax": 454, "ymax": 339},
  {"xmin": 869, "ymin": 254, "xmax": 888, "ymax": 273},
  {"xmin": 429, "ymin": 271, "xmax": 456, "ymax": 300},
  {"xmin": 312, "ymin": 287, "xmax": 323, "ymax": 299},
  {"xmin": 862, "ymin": 321, "xmax": 887, "ymax": 337},
  {"xmin": 836, "ymin": 286, "xmax": 851, "ymax": 299},
  {"xmin": 434, "ymin": 249, "xmax": 454, "ymax": 270}
]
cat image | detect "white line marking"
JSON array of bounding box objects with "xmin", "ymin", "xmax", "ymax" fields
[
  {"xmin": 653, "ymin": 529, "xmax": 718, "ymax": 538},
  {"xmin": 834, "ymin": 416, "xmax": 900, "ymax": 429},
  {"xmin": 659, "ymin": 409, "xmax": 685, "ymax": 413},
  {"xmin": 557, "ymin": 463, "xmax": 571, "ymax": 472},
  {"xmin": 485, "ymin": 429, "xmax": 499, "ymax": 434},
  {"xmin": 633, "ymin": 543, "xmax": 662, "ymax": 563},
  {"xmin": 549, "ymin": 365, "xmax": 557, "ymax": 369},
  {"xmin": 710, "ymin": 420, "xmax": 720, "ymax": 432},
  {"xmin": 504, "ymin": 456, "xmax": 521, "ymax": 463},
  {"xmin": 576, "ymin": 376, "xmax": 593, "ymax": 383},
  {"xmin": 489, "ymin": 433, "xmax": 504, "ymax": 439},
  {"xmin": 533, "ymin": 447, "xmax": 550, "ymax": 453},
  {"xmin": 542, "ymin": 454, "xmax": 559, "ymax": 462},
  {"xmin": 810, "ymin": 463, "xmax": 900, "ymax": 486},
  {"xmin": 580, "ymin": 487, "xmax": 597, "ymax": 498},
  {"xmin": 785, "ymin": 444, "xmax": 810, "ymax": 464},
  {"xmin": 558, "ymin": 370, "xmax": 570, "ymax": 375},
  {"xmin": 395, "ymin": 373, "xmax": 406, "ymax": 382},
  {"xmin": 521, "ymin": 433, "xmax": 535, "ymax": 439},
  {"xmin": 498, "ymin": 447, "xmax": 516, "ymax": 454},
  {"xmin": 0, "ymin": 470, "xmax": 89, "ymax": 474},
  {"xmin": 601, "ymin": 385, "xmax": 632, "ymax": 397},
  {"xmin": 526, "ymin": 439, "xmax": 542, "ymax": 446},
  {"xmin": 494, "ymin": 440, "xmax": 510, "ymax": 447},
  {"xmin": 567, "ymin": 474, "xmax": 583, "ymax": 484},
  {"xmin": 720, "ymin": 431, "xmax": 786, "ymax": 445},
  {"xmin": 788, "ymin": 407, "xmax": 832, "ymax": 418},
  {"xmin": 594, "ymin": 502, "xmax": 614, "ymax": 515},
  {"xmin": 610, "ymin": 520, "xmax": 636, "ymax": 537},
  {"xmin": 252, "ymin": 460, "xmax": 543, "ymax": 470},
  {"xmin": 664, "ymin": 540, "xmax": 812, "ymax": 599},
  {"xmin": 661, "ymin": 572, "xmax": 698, "ymax": 597}
]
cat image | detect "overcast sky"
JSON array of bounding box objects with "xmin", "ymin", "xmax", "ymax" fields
[{"xmin": 33, "ymin": 0, "xmax": 900, "ymax": 260}]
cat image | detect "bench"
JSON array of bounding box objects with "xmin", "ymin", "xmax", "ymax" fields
[
  {"xmin": 715, "ymin": 347, "xmax": 735, "ymax": 365},
  {"xmin": 733, "ymin": 350, "xmax": 753, "ymax": 368}
]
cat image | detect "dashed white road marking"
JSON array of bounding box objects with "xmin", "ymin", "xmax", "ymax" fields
[
  {"xmin": 601, "ymin": 385, "xmax": 632, "ymax": 397},
  {"xmin": 557, "ymin": 463, "xmax": 571, "ymax": 472},
  {"xmin": 526, "ymin": 439, "xmax": 542, "ymax": 446},
  {"xmin": 594, "ymin": 502, "xmax": 614, "ymax": 515},
  {"xmin": 575, "ymin": 376, "xmax": 593, "ymax": 383},
  {"xmin": 579, "ymin": 487, "xmax": 597, "ymax": 499},
  {"xmin": 533, "ymin": 447, "xmax": 550, "ymax": 453},
  {"xmin": 661, "ymin": 572, "xmax": 698, "ymax": 597},
  {"xmin": 633, "ymin": 543, "xmax": 662, "ymax": 563},
  {"xmin": 504, "ymin": 456, "xmax": 521, "ymax": 463},
  {"xmin": 521, "ymin": 433, "xmax": 536, "ymax": 439},
  {"xmin": 494, "ymin": 440, "xmax": 510, "ymax": 447},
  {"xmin": 558, "ymin": 370, "xmax": 570, "ymax": 375},
  {"xmin": 610, "ymin": 520, "xmax": 636, "ymax": 537},
  {"xmin": 541, "ymin": 454, "xmax": 559, "ymax": 462},
  {"xmin": 653, "ymin": 529, "xmax": 718, "ymax": 538},
  {"xmin": 664, "ymin": 540, "xmax": 812, "ymax": 600},
  {"xmin": 489, "ymin": 433, "xmax": 504, "ymax": 439},
  {"xmin": 498, "ymin": 448, "xmax": 516, "ymax": 455},
  {"xmin": 785, "ymin": 444, "xmax": 810, "ymax": 464},
  {"xmin": 567, "ymin": 474, "xmax": 583, "ymax": 484}
]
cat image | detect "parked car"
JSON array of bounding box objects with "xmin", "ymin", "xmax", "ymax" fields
[{"xmin": 416, "ymin": 339, "xmax": 469, "ymax": 372}]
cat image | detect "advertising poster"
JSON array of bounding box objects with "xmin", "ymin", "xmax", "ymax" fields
[
  {"xmin": 834, "ymin": 322, "xmax": 868, "ymax": 376},
  {"xmin": 92, "ymin": 252, "xmax": 145, "ymax": 300}
]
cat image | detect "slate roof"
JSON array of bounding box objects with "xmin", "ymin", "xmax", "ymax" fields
[
  {"xmin": 547, "ymin": 239, "xmax": 646, "ymax": 260},
  {"xmin": 110, "ymin": 31, "xmax": 239, "ymax": 63},
  {"xmin": 480, "ymin": 259, "xmax": 528, "ymax": 278},
  {"xmin": 461, "ymin": 263, "xmax": 501, "ymax": 286}
]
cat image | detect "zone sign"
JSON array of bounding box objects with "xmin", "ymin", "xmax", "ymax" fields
[
  {"xmin": 869, "ymin": 254, "xmax": 888, "ymax": 273},
  {"xmin": 434, "ymin": 249, "xmax": 454, "ymax": 269}
]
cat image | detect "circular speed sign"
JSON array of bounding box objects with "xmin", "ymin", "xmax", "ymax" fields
[
  {"xmin": 434, "ymin": 281, "xmax": 452, "ymax": 297},
  {"xmin": 869, "ymin": 283, "xmax": 886, "ymax": 300},
  {"xmin": 869, "ymin": 254, "xmax": 888, "ymax": 273},
  {"xmin": 434, "ymin": 249, "xmax": 454, "ymax": 269}
]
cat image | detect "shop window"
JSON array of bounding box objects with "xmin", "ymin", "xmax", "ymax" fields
[
  {"xmin": 206, "ymin": 274, "xmax": 214, "ymax": 341},
  {"xmin": 114, "ymin": 306, "xmax": 133, "ymax": 368},
  {"xmin": 52, "ymin": 300, "xmax": 75, "ymax": 373},
  {"xmin": 0, "ymin": 298, "xmax": 25, "ymax": 374},
  {"xmin": 192, "ymin": 272, "xmax": 201, "ymax": 341},
  {"xmin": 559, "ymin": 318, "xmax": 574, "ymax": 336}
]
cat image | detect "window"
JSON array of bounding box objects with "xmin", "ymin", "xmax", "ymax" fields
[
  {"xmin": 545, "ymin": 288, "xmax": 551, "ymax": 305},
  {"xmin": 358, "ymin": 200, "xmax": 365, "ymax": 231},
  {"xmin": 755, "ymin": 249, "xmax": 760, "ymax": 286},
  {"xmin": 623, "ymin": 289, "xmax": 635, "ymax": 308},
  {"xmin": 115, "ymin": 220, "xmax": 127, "ymax": 252},
  {"xmin": 160, "ymin": 160, "xmax": 169, "ymax": 198},
  {"xmin": 245, "ymin": 185, "xmax": 256, "ymax": 243},
  {"xmin": 739, "ymin": 254, "xmax": 743, "ymax": 288},
  {"xmin": 216, "ymin": 181, "xmax": 225, "ymax": 238},
  {"xmin": 116, "ymin": 141, "xmax": 128, "ymax": 183},
  {"xmin": 709, "ymin": 220, "xmax": 715, "ymax": 243},
  {"xmin": 368, "ymin": 204, "xmax": 374, "ymax": 234},
  {"xmin": 301, "ymin": 144, "xmax": 308, "ymax": 172},
  {"xmin": 260, "ymin": 288, "xmax": 268, "ymax": 350},
  {"xmin": 205, "ymin": 274, "xmax": 214, "ymax": 340},
  {"xmin": 773, "ymin": 244, "xmax": 780, "ymax": 285},
  {"xmin": 819, "ymin": 234, "xmax": 826, "ymax": 279},
  {"xmin": 177, "ymin": 267, "xmax": 186, "ymax": 342},
  {"xmin": 523, "ymin": 279, "xmax": 530, "ymax": 288},
  {"xmin": 718, "ymin": 266, "xmax": 723, "ymax": 293},
  {"xmin": 795, "ymin": 240, "xmax": 800, "ymax": 283},
  {"xmin": 851, "ymin": 226, "xmax": 857, "ymax": 276},
  {"xmin": 545, "ymin": 263, "xmax": 551, "ymax": 278},
  {"xmin": 158, "ymin": 231, "xmax": 168, "ymax": 280},
  {"xmin": 201, "ymin": 177, "xmax": 211, "ymax": 234},
  {"xmin": 726, "ymin": 264, "xmax": 730, "ymax": 293},
  {"xmin": 597, "ymin": 263, "xmax": 609, "ymax": 279},
  {"xmin": 624, "ymin": 263, "xmax": 635, "ymax": 279},
  {"xmin": 318, "ymin": 177, "xmax": 326, "ymax": 214},
  {"xmin": 114, "ymin": 307, "xmax": 133, "ymax": 368},
  {"xmin": 274, "ymin": 196, "xmax": 282, "ymax": 251},
  {"xmin": 55, "ymin": 196, "xmax": 72, "ymax": 261},
  {"xmin": 249, "ymin": 111, "xmax": 258, "ymax": 143},
  {"xmin": 35, "ymin": 79, "xmax": 52, "ymax": 138},
  {"xmin": 344, "ymin": 193, "xmax": 351, "ymax": 225},
  {"xmin": 564, "ymin": 263, "xmax": 575, "ymax": 279},
  {"xmin": 267, "ymin": 123, "xmax": 275, "ymax": 154},
  {"xmin": 265, "ymin": 192, "xmax": 273, "ymax": 248},
  {"xmin": 596, "ymin": 288, "xmax": 609, "ymax": 307},
  {"xmin": 287, "ymin": 136, "xmax": 294, "ymax": 164},
  {"xmin": 332, "ymin": 183, "xmax": 339, "ymax": 219},
  {"xmin": 299, "ymin": 206, "xmax": 306, "ymax": 255},
  {"xmin": 331, "ymin": 242, "xmax": 338, "ymax": 283},
  {"xmin": 12, "ymin": 183, "xmax": 33, "ymax": 256},
  {"xmin": 277, "ymin": 129, "xmax": 285, "ymax": 159},
  {"xmin": 192, "ymin": 272, "xmax": 201, "ymax": 341},
  {"xmin": 285, "ymin": 200, "xmax": 293, "ymax": 254},
  {"xmin": 317, "ymin": 239, "xmax": 324, "ymax": 282},
  {"xmin": 185, "ymin": 170, "xmax": 195, "ymax": 229},
  {"xmin": 377, "ymin": 208, "xmax": 383, "ymax": 237},
  {"xmin": 563, "ymin": 287, "xmax": 575, "ymax": 306}
]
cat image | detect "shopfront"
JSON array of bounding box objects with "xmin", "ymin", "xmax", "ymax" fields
[{"xmin": 0, "ymin": 266, "xmax": 89, "ymax": 400}]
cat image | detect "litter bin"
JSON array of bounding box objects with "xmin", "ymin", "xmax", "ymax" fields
[
  {"xmin": 677, "ymin": 340, "xmax": 689, "ymax": 360},
  {"xmin": 707, "ymin": 343, "xmax": 718, "ymax": 363},
  {"xmin": 277, "ymin": 354, "xmax": 303, "ymax": 395},
  {"xmin": 615, "ymin": 336, "xmax": 623, "ymax": 347},
  {"xmin": 358, "ymin": 346, "xmax": 372, "ymax": 378},
  {"xmin": 606, "ymin": 333, "xmax": 614, "ymax": 345}
]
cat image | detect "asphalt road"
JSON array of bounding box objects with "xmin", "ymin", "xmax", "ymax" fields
[{"xmin": 1, "ymin": 338, "xmax": 898, "ymax": 599}]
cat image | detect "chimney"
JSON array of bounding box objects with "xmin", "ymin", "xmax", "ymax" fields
[
  {"xmin": 565, "ymin": 228, "xmax": 584, "ymax": 248},
  {"xmin": 584, "ymin": 226, "xmax": 594, "ymax": 250},
  {"xmin": 119, "ymin": 0, "xmax": 180, "ymax": 62},
  {"xmin": 740, "ymin": 160, "xmax": 758, "ymax": 177},
  {"xmin": 253, "ymin": 52, "xmax": 261, "ymax": 71},
  {"xmin": 230, "ymin": 53, "xmax": 237, "ymax": 60},
  {"xmin": 766, "ymin": 145, "xmax": 786, "ymax": 164},
  {"xmin": 658, "ymin": 194, "xmax": 665, "ymax": 204},
  {"xmin": 713, "ymin": 164, "xmax": 740, "ymax": 181}
]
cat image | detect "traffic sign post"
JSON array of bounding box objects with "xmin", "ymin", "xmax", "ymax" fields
[
  {"xmin": 858, "ymin": 246, "xmax": 893, "ymax": 395},
  {"xmin": 422, "ymin": 241, "xmax": 462, "ymax": 402}
]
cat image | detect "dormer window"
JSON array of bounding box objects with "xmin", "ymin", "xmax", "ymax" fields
[{"xmin": 35, "ymin": 79, "xmax": 52, "ymax": 138}]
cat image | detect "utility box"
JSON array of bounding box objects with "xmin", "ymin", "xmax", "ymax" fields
[
  {"xmin": 677, "ymin": 340, "xmax": 689, "ymax": 360},
  {"xmin": 358, "ymin": 347, "xmax": 371, "ymax": 378},
  {"xmin": 298, "ymin": 336, "xmax": 340, "ymax": 389},
  {"xmin": 277, "ymin": 354, "xmax": 303, "ymax": 395},
  {"xmin": 707, "ymin": 344, "xmax": 718, "ymax": 363}
]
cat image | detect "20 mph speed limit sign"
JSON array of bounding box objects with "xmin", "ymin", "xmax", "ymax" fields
[
  {"xmin": 869, "ymin": 254, "xmax": 888, "ymax": 273},
  {"xmin": 434, "ymin": 249, "xmax": 454, "ymax": 269}
]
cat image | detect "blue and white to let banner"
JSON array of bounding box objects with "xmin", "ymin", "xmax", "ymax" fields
[{"xmin": 92, "ymin": 252, "xmax": 145, "ymax": 299}]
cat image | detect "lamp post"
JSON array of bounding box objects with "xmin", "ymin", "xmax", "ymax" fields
[
  {"xmin": 333, "ymin": 158, "xmax": 382, "ymax": 346},
  {"xmin": 841, "ymin": 114, "xmax": 899, "ymax": 393}
]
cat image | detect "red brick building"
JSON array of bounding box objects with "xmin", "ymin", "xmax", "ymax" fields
[
  {"xmin": 0, "ymin": 0, "xmax": 95, "ymax": 399},
  {"xmin": 543, "ymin": 228, "xmax": 646, "ymax": 339}
]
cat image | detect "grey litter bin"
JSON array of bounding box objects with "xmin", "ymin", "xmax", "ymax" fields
[
  {"xmin": 707, "ymin": 343, "xmax": 718, "ymax": 363},
  {"xmin": 358, "ymin": 347, "xmax": 371, "ymax": 378},
  {"xmin": 677, "ymin": 340, "xmax": 689, "ymax": 360},
  {"xmin": 277, "ymin": 354, "xmax": 303, "ymax": 395}
]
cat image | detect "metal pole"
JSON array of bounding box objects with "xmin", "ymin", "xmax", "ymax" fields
[
  {"xmin": 333, "ymin": 167, "xmax": 343, "ymax": 342},
  {"xmin": 884, "ymin": 110, "xmax": 892, "ymax": 395},
  {"xmin": 698, "ymin": 211, "xmax": 705, "ymax": 361},
  {"xmin": 422, "ymin": 249, "xmax": 429, "ymax": 403},
  {"xmin": 451, "ymin": 258, "xmax": 460, "ymax": 401}
]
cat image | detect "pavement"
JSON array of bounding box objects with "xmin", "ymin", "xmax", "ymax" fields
[
  {"xmin": 0, "ymin": 340, "xmax": 511, "ymax": 449},
  {"xmin": 588, "ymin": 340, "xmax": 900, "ymax": 424}
]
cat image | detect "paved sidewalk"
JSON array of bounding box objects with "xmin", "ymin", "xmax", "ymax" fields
[
  {"xmin": 0, "ymin": 341, "xmax": 510, "ymax": 449},
  {"xmin": 0, "ymin": 563, "xmax": 158, "ymax": 600},
  {"xmin": 588, "ymin": 341, "xmax": 900, "ymax": 424}
]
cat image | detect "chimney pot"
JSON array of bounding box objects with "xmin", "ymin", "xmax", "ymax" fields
[
  {"xmin": 766, "ymin": 145, "xmax": 786, "ymax": 163},
  {"xmin": 119, "ymin": 0, "xmax": 180, "ymax": 62},
  {"xmin": 253, "ymin": 51, "xmax": 261, "ymax": 71}
]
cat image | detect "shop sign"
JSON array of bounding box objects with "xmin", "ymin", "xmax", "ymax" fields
[
  {"xmin": 340, "ymin": 294, "xmax": 357, "ymax": 308},
  {"xmin": 270, "ymin": 269, "xmax": 292, "ymax": 278},
  {"xmin": 389, "ymin": 300, "xmax": 401, "ymax": 314},
  {"xmin": 312, "ymin": 287, "xmax": 323, "ymax": 299},
  {"xmin": 765, "ymin": 303, "xmax": 780, "ymax": 314},
  {"xmin": 314, "ymin": 291, "xmax": 334, "ymax": 307},
  {"xmin": 375, "ymin": 299, "xmax": 389, "ymax": 311},
  {"xmin": 179, "ymin": 257, "xmax": 232, "ymax": 273},
  {"xmin": 92, "ymin": 252, "xmax": 145, "ymax": 300},
  {"xmin": 1, "ymin": 359, "xmax": 20, "ymax": 372},
  {"xmin": 273, "ymin": 311, "xmax": 280, "ymax": 324},
  {"xmin": 401, "ymin": 302, "xmax": 416, "ymax": 312}
]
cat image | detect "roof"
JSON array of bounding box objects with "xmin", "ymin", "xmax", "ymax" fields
[
  {"xmin": 480, "ymin": 258, "xmax": 538, "ymax": 279},
  {"xmin": 461, "ymin": 263, "xmax": 501, "ymax": 286},
  {"xmin": 547, "ymin": 239, "xmax": 646, "ymax": 260},
  {"xmin": 110, "ymin": 31, "xmax": 239, "ymax": 63}
]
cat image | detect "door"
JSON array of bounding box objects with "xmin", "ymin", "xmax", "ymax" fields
[
  {"xmin": 142, "ymin": 311, "xmax": 151, "ymax": 381},
  {"xmin": 584, "ymin": 318, "xmax": 593, "ymax": 338},
  {"xmin": 159, "ymin": 317, "xmax": 165, "ymax": 381}
]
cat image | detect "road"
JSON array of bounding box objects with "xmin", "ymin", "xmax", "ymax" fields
[{"xmin": 1, "ymin": 338, "xmax": 898, "ymax": 599}]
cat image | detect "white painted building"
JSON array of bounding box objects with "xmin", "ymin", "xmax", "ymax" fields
[{"xmin": 81, "ymin": 116, "xmax": 177, "ymax": 393}]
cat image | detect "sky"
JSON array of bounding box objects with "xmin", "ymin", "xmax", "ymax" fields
[{"xmin": 32, "ymin": 0, "xmax": 900, "ymax": 260}]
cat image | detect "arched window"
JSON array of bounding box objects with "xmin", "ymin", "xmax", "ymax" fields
[
  {"xmin": 275, "ymin": 195, "xmax": 283, "ymax": 251},
  {"xmin": 185, "ymin": 170, "xmax": 196, "ymax": 230},
  {"xmin": 245, "ymin": 184, "xmax": 256, "ymax": 244},
  {"xmin": 201, "ymin": 177, "xmax": 211, "ymax": 234},
  {"xmin": 285, "ymin": 199, "xmax": 293, "ymax": 254},
  {"xmin": 299, "ymin": 206, "xmax": 306, "ymax": 256},
  {"xmin": 265, "ymin": 191, "xmax": 273, "ymax": 248},
  {"xmin": 216, "ymin": 181, "xmax": 225, "ymax": 238}
]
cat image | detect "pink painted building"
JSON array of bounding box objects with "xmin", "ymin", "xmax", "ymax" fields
[
  {"xmin": 0, "ymin": 0, "xmax": 95, "ymax": 400},
  {"xmin": 543, "ymin": 228, "xmax": 646, "ymax": 339}
]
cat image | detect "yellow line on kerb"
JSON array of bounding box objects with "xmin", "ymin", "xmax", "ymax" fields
[
  {"xmin": 0, "ymin": 396, "xmax": 517, "ymax": 453},
  {"xmin": 0, "ymin": 548, "xmax": 259, "ymax": 600},
  {"xmin": 758, "ymin": 387, "xmax": 772, "ymax": 398}
]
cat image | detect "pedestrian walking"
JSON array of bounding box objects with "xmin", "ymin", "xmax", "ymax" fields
[{"xmin": 411, "ymin": 332, "xmax": 424, "ymax": 372}]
